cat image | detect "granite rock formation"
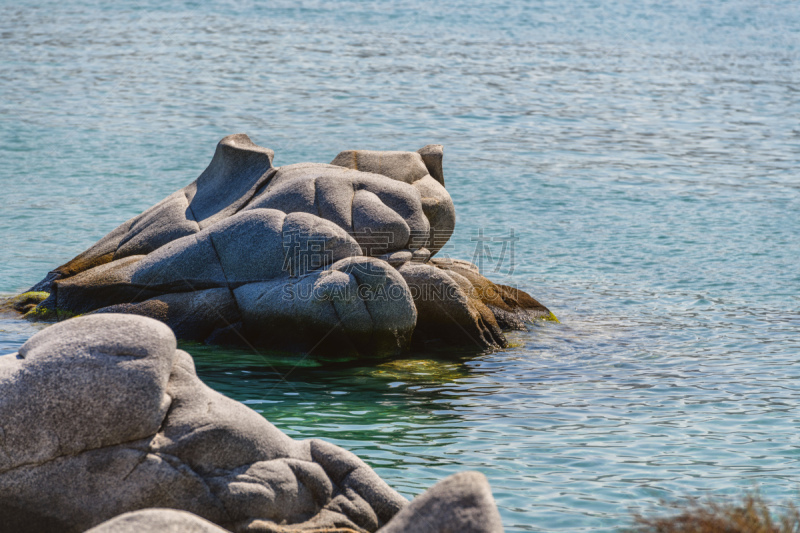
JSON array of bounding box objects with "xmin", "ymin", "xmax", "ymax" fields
[
  {"xmin": 0, "ymin": 314, "xmax": 503, "ymax": 533},
  {"xmin": 18, "ymin": 134, "xmax": 553, "ymax": 357}
]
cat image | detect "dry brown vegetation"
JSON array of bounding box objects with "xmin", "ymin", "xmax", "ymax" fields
[{"xmin": 629, "ymin": 493, "xmax": 800, "ymax": 533}]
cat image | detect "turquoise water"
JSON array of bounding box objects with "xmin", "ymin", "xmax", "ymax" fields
[{"xmin": 1, "ymin": 1, "xmax": 799, "ymax": 531}]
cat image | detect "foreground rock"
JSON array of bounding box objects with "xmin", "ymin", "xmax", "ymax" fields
[
  {"xmin": 0, "ymin": 314, "xmax": 504, "ymax": 533},
  {"xmin": 86, "ymin": 510, "xmax": 230, "ymax": 533},
  {"xmin": 19, "ymin": 134, "xmax": 554, "ymax": 357}
]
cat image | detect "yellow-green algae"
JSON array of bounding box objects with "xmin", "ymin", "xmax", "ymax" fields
[
  {"xmin": 543, "ymin": 311, "xmax": 560, "ymax": 323},
  {"xmin": 23, "ymin": 305, "xmax": 81, "ymax": 322},
  {"xmin": 369, "ymin": 359, "xmax": 470, "ymax": 382},
  {"xmin": 23, "ymin": 304, "xmax": 57, "ymax": 321},
  {"xmin": 0, "ymin": 291, "xmax": 83, "ymax": 321},
  {"xmin": 529, "ymin": 309, "xmax": 560, "ymax": 323},
  {"xmin": 16, "ymin": 291, "xmax": 49, "ymax": 303},
  {"xmin": 0, "ymin": 291, "xmax": 50, "ymax": 314}
]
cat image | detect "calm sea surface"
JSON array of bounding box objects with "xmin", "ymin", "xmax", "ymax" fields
[{"xmin": 1, "ymin": 1, "xmax": 799, "ymax": 531}]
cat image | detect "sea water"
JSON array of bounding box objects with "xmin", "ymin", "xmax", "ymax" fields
[{"xmin": 1, "ymin": 1, "xmax": 799, "ymax": 531}]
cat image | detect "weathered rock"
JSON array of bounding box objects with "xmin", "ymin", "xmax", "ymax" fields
[
  {"xmin": 233, "ymin": 257, "xmax": 416, "ymax": 356},
  {"xmin": 18, "ymin": 134, "xmax": 553, "ymax": 355},
  {"xmin": 0, "ymin": 314, "xmax": 505, "ymax": 532},
  {"xmin": 87, "ymin": 472, "xmax": 505, "ymax": 533},
  {"xmin": 49, "ymin": 134, "xmax": 275, "ymax": 281},
  {"xmin": 398, "ymin": 262, "xmax": 507, "ymax": 349},
  {"xmin": 329, "ymin": 147, "xmax": 455, "ymax": 255},
  {"xmin": 86, "ymin": 509, "xmax": 230, "ymax": 533},
  {"xmin": 244, "ymin": 163, "xmax": 432, "ymax": 256},
  {"xmin": 430, "ymin": 258, "xmax": 557, "ymax": 329},
  {"xmin": 378, "ymin": 472, "xmax": 504, "ymax": 533}
]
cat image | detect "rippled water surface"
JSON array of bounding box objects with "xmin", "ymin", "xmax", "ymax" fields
[{"xmin": 1, "ymin": 1, "xmax": 799, "ymax": 531}]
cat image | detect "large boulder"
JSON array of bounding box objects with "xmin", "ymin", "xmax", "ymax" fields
[
  {"xmin": 18, "ymin": 134, "xmax": 553, "ymax": 356},
  {"xmin": 0, "ymin": 314, "xmax": 503, "ymax": 533}
]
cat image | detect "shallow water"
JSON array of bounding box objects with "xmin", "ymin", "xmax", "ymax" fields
[{"xmin": 1, "ymin": 1, "xmax": 799, "ymax": 531}]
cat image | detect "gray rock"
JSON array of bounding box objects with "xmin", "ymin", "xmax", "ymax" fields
[
  {"xmin": 330, "ymin": 149, "xmax": 430, "ymax": 184},
  {"xmin": 431, "ymin": 258, "xmax": 557, "ymax": 328},
  {"xmin": 185, "ymin": 133, "xmax": 275, "ymax": 228},
  {"xmin": 130, "ymin": 230, "xmax": 228, "ymax": 291},
  {"xmin": 91, "ymin": 288, "xmax": 240, "ymax": 342},
  {"xmin": 244, "ymin": 163, "xmax": 431, "ymax": 255},
  {"xmin": 19, "ymin": 135, "xmax": 553, "ymax": 355},
  {"xmin": 377, "ymin": 249, "xmax": 413, "ymax": 268},
  {"xmin": 86, "ymin": 509, "xmax": 230, "ymax": 533},
  {"xmin": 0, "ymin": 314, "xmax": 504, "ymax": 532},
  {"xmin": 46, "ymin": 134, "xmax": 274, "ymax": 280},
  {"xmin": 417, "ymin": 144, "xmax": 445, "ymax": 186},
  {"xmin": 412, "ymin": 247, "xmax": 432, "ymax": 263},
  {"xmin": 398, "ymin": 262, "xmax": 507, "ymax": 350},
  {"xmin": 233, "ymin": 257, "xmax": 416, "ymax": 357},
  {"xmin": 352, "ymin": 189, "xmax": 411, "ymax": 256},
  {"xmin": 0, "ymin": 314, "xmax": 174, "ymax": 473},
  {"xmin": 39, "ymin": 208, "xmax": 412, "ymax": 356},
  {"xmin": 329, "ymin": 147, "xmax": 455, "ymax": 255},
  {"xmin": 53, "ymin": 255, "xmax": 152, "ymax": 316},
  {"xmin": 115, "ymin": 191, "xmax": 201, "ymax": 258},
  {"xmin": 377, "ymin": 472, "xmax": 504, "ymax": 533}
]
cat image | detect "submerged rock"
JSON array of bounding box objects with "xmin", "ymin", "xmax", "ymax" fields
[
  {"xmin": 0, "ymin": 314, "xmax": 503, "ymax": 533},
  {"xmin": 19, "ymin": 134, "xmax": 553, "ymax": 357}
]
